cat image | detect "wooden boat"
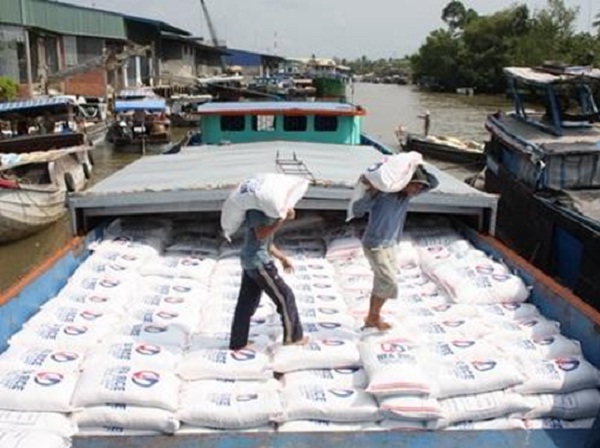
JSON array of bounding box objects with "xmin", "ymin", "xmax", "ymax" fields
[
  {"xmin": 106, "ymin": 97, "xmax": 171, "ymax": 147},
  {"xmin": 0, "ymin": 97, "xmax": 93, "ymax": 243},
  {"xmin": 484, "ymin": 64, "xmax": 600, "ymax": 310},
  {"xmin": 402, "ymin": 133, "xmax": 486, "ymax": 166}
]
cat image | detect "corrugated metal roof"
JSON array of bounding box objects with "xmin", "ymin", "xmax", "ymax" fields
[
  {"xmin": 114, "ymin": 99, "xmax": 166, "ymax": 112},
  {"xmin": 69, "ymin": 141, "xmax": 498, "ymax": 234},
  {"xmin": 117, "ymin": 88, "xmax": 157, "ymax": 99},
  {"xmin": 195, "ymin": 102, "xmax": 365, "ymax": 116},
  {"xmin": 0, "ymin": 97, "xmax": 74, "ymax": 115},
  {"xmin": 505, "ymin": 67, "xmax": 600, "ymax": 85}
]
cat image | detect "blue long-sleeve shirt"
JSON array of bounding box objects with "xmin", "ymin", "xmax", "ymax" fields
[{"xmin": 352, "ymin": 171, "xmax": 438, "ymax": 249}]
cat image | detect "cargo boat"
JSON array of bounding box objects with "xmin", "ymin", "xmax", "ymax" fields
[
  {"xmin": 1, "ymin": 100, "xmax": 598, "ymax": 447},
  {"xmin": 484, "ymin": 65, "xmax": 600, "ymax": 312}
]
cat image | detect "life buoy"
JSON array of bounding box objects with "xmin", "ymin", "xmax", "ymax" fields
[
  {"xmin": 64, "ymin": 173, "xmax": 76, "ymax": 192},
  {"xmin": 0, "ymin": 178, "xmax": 19, "ymax": 189}
]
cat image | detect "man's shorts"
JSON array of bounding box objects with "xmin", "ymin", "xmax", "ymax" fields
[{"xmin": 363, "ymin": 245, "xmax": 398, "ymax": 299}]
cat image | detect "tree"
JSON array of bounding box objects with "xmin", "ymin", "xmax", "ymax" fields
[{"xmin": 0, "ymin": 77, "xmax": 18, "ymax": 101}]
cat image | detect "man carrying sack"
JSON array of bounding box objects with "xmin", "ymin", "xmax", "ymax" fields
[{"xmin": 351, "ymin": 163, "xmax": 438, "ymax": 331}]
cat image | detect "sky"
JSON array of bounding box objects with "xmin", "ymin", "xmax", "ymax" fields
[{"xmin": 65, "ymin": 0, "xmax": 596, "ymax": 59}]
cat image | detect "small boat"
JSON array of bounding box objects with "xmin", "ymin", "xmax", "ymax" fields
[
  {"xmin": 401, "ymin": 133, "xmax": 486, "ymax": 166},
  {"xmin": 0, "ymin": 97, "xmax": 93, "ymax": 243},
  {"xmin": 106, "ymin": 95, "xmax": 171, "ymax": 147}
]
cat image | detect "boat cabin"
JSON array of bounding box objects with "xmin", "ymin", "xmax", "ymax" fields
[
  {"xmin": 109, "ymin": 98, "xmax": 171, "ymax": 146},
  {"xmin": 505, "ymin": 65, "xmax": 600, "ymax": 137},
  {"xmin": 194, "ymin": 101, "xmax": 366, "ymax": 145},
  {"xmin": 0, "ymin": 97, "xmax": 88, "ymax": 153}
]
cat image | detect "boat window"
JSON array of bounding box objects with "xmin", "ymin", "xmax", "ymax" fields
[
  {"xmin": 252, "ymin": 115, "xmax": 276, "ymax": 132},
  {"xmin": 220, "ymin": 115, "xmax": 245, "ymax": 131},
  {"xmin": 315, "ymin": 115, "xmax": 338, "ymax": 132},
  {"xmin": 283, "ymin": 115, "xmax": 307, "ymax": 132}
]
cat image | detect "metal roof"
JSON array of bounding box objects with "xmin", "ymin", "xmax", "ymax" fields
[
  {"xmin": 194, "ymin": 102, "xmax": 366, "ymax": 116},
  {"xmin": 114, "ymin": 99, "xmax": 166, "ymax": 112},
  {"xmin": 68, "ymin": 141, "xmax": 498, "ymax": 234},
  {"xmin": 0, "ymin": 97, "xmax": 74, "ymax": 117},
  {"xmin": 505, "ymin": 66, "xmax": 600, "ymax": 85},
  {"xmin": 117, "ymin": 88, "xmax": 157, "ymax": 99},
  {"xmin": 2, "ymin": 0, "xmax": 127, "ymax": 40}
]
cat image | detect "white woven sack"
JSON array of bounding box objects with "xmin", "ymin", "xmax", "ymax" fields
[
  {"xmin": 140, "ymin": 276, "xmax": 208, "ymax": 298},
  {"xmin": 74, "ymin": 404, "xmax": 179, "ymax": 434},
  {"xmin": 360, "ymin": 339, "xmax": 431, "ymax": 396},
  {"xmin": 278, "ymin": 420, "xmax": 380, "ymax": 432},
  {"xmin": 297, "ymin": 307, "xmax": 355, "ymax": 327},
  {"xmin": 114, "ymin": 323, "xmax": 188, "ymax": 348},
  {"xmin": 491, "ymin": 334, "xmax": 582, "ymax": 360},
  {"xmin": 221, "ymin": 174, "xmax": 309, "ymax": 240},
  {"xmin": 514, "ymin": 356, "xmax": 600, "ymax": 395},
  {"xmin": 0, "ymin": 430, "xmax": 69, "ymax": 448},
  {"xmin": 282, "ymin": 385, "xmax": 380, "ymax": 423},
  {"xmin": 523, "ymin": 418, "xmax": 596, "ymax": 429},
  {"xmin": 61, "ymin": 274, "xmax": 138, "ymax": 302},
  {"xmin": 72, "ymin": 364, "xmax": 180, "ymax": 411},
  {"xmin": 189, "ymin": 332, "xmax": 273, "ymax": 352},
  {"xmin": 423, "ymin": 339, "xmax": 501, "ymax": 362},
  {"xmin": 138, "ymin": 255, "xmax": 216, "ymax": 282},
  {"xmin": 176, "ymin": 424, "xmax": 274, "ymax": 434},
  {"xmin": 272, "ymin": 339, "xmax": 361, "ymax": 373},
  {"xmin": 178, "ymin": 347, "xmax": 272, "ymax": 381},
  {"xmin": 0, "ymin": 411, "xmax": 77, "ymax": 437},
  {"xmin": 90, "ymin": 235, "xmax": 161, "ymax": 259},
  {"xmin": 90, "ymin": 248, "xmax": 149, "ymax": 269},
  {"xmin": 84, "ymin": 341, "xmax": 183, "ymax": 371},
  {"xmin": 0, "ymin": 368, "xmax": 79, "ymax": 412},
  {"xmin": 24, "ymin": 306, "xmax": 120, "ymax": 330},
  {"xmin": 126, "ymin": 307, "xmax": 200, "ymax": 335},
  {"xmin": 77, "ymin": 427, "xmax": 161, "ymax": 436},
  {"xmin": 9, "ymin": 322, "xmax": 110, "ymax": 350},
  {"xmin": 283, "ymin": 368, "xmax": 368, "ymax": 389},
  {"xmin": 363, "ymin": 152, "xmax": 424, "ymax": 193},
  {"xmin": 75, "ymin": 257, "xmax": 136, "ymax": 279},
  {"xmin": 431, "ymin": 359, "xmax": 524, "ymax": 399},
  {"xmin": 300, "ymin": 321, "xmax": 359, "ymax": 340},
  {"xmin": 446, "ymin": 417, "xmax": 526, "ymax": 430},
  {"xmin": 378, "ymin": 419, "xmax": 426, "ymax": 430},
  {"xmin": 43, "ymin": 290, "xmax": 127, "ymax": 314},
  {"xmin": 0, "ymin": 346, "xmax": 85, "ymax": 372},
  {"xmin": 521, "ymin": 388, "xmax": 600, "ymax": 420},
  {"xmin": 489, "ymin": 317, "xmax": 560, "ymax": 340},
  {"xmin": 426, "ymin": 391, "xmax": 531, "ymax": 429},
  {"xmin": 138, "ymin": 294, "xmax": 203, "ymax": 315},
  {"xmin": 479, "ymin": 303, "xmax": 541, "ymax": 321},
  {"xmin": 178, "ymin": 384, "xmax": 283, "ymax": 429},
  {"xmin": 379, "ymin": 395, "xmax": 442, "ymax": 421}
]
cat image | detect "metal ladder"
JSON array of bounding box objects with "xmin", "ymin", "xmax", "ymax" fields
[{"xmin": 275, "ymin": 150, "xmax": 316, "ymax": 183}]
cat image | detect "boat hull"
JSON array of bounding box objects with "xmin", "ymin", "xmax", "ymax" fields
[
  {"xmin": 485, "ymin": 141, "xmax": 600, "ymax": 311},
  {"xmin": 0, "ymin": 187, "xmax": 66, "ymax": 243},
  {"xmin": 404, "ymin": 134, "xmax": 485, "ymax": 166}
]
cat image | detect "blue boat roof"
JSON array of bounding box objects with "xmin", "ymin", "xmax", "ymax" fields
[
  {"xmin": 114, "ymin": 99, "xmax": 167, "ymax": 112},
  {"xmin": 195, "ymin": 101, "xmax": 366, "ymax": 116},
  {"xmin": 0, "ymin": 97, "xmax": 75, "ymax": 116}
]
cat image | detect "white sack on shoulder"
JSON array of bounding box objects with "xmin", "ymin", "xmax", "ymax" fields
[
  {"xmin": 221, "ymin": 174, "xmax": 309, "ymax": 240},
  {"xmin": 363, "ymin": 152, "xmax": 423, "ymax": 193}
]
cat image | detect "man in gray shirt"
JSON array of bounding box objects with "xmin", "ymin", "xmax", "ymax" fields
[{"xmin": 352, "ymin": 167, "xmax": 438, "ymax": 331}]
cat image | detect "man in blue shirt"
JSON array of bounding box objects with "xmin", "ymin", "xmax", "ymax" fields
[
  {"xmin": 352, "ymin": 167, "xmax": 438, "ymax": 331},
  {"xmin": 229, "ymin": 208, "xmax": 307, "ymax": 350}
]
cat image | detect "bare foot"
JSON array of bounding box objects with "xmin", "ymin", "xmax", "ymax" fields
[
  {"xmin": 283, "ymin": 336, "xmax": 310, "ymax": 346},
  {"xmin": 363, "ymin": 318, "xmax": 392, "ymax": 331}
]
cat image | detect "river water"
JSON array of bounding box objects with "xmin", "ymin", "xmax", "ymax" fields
[{"xmin": 0, "ymin": 83, "xmax": 511, "ymax": 291}]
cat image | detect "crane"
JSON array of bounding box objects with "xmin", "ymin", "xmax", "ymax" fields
[{"xmin": 199, "ymin": 0, "xmax": 227, "ymax": 71}]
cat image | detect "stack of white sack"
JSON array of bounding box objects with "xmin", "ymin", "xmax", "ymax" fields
[
  {"xmin": 177, "ymin": 379, "xmax": 281, "ymax": 431},
  {"xmin": 0, "ymin": 429, "xmax": 71, "ymax": 448},
  {"xmin": 346, "ymin": 152, "xmax": 424, "ymax": 222},
  {"xmin": 221, "ymin": 173, "xmax": 310, "ymax": 241}
]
